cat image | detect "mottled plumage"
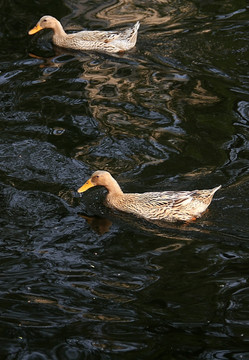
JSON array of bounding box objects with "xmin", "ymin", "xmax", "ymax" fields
[
  {"xmin": 28, "ymin": 15, "xmax": 140, "ymax": 53},
  {"xmin": 77, "ymin": 171, "xmax": 221, "ymax": 222}
]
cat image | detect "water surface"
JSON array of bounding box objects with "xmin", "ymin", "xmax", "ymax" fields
[{"xmin": 1, "ymin": 0, "xmax": 249, "ymax": 359}]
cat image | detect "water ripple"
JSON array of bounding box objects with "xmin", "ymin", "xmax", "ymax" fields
[{"xmin": 1, "ymin": 0, "xmax": 249, "ymax": 358}]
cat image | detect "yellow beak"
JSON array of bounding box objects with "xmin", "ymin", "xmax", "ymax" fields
[
  {"xmin": 28, "ymin": 24, "xmax": 43, "ymax": 35},
  {"xmin": 77, "ymin": 179, "xmax": 95, "ymax": 193}
]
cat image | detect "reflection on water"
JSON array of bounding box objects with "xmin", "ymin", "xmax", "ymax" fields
[
  {"xmin": 1, "ymin": 0, "xmax": 249, "ymax": 358},
  {"xmin": 78, "ymin": 213, "xmax": 112, "ymax": 234}
]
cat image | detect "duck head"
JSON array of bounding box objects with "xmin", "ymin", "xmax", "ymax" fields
[
  {"xmin": 78, "ymin": 171, "xmax": 116, "ymax": 193},
  {"xmin": 28, "ymin": 15, "xmax": 59, "ymax": 35}
]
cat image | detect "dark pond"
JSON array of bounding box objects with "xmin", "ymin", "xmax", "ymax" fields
[{"xmin": 1, "ymin": 0, "xmax": 249, "ymax": 359}]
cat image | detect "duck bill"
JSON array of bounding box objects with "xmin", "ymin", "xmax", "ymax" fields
[
  {"xmin": 77, "ymin": 179, "xmax": 94, "ymax": 193},
  {"xmin": 28, "ymin": 24, "xmax": 43, "ymax": 35}
]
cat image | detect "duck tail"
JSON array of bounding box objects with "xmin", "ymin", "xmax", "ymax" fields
[
  {"xmin": 129, "ymin": 21, "xmax": 140, "ymax": 44},
  {"xmin": 134, "ymin": 21, "xmax": 140, "ymax": 32},
  {"xmin": 211, "ymin": 185, "xmax": 222, "ymax": 195}
]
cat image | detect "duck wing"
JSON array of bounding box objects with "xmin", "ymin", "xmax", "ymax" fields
[
  {"xmin": 67, "ymin": 30, "xmax": 121, "ymax": 42},
  {"xmin": 122, "ymin": 189, "xmax": 216, "ymax": 221},
  {"xmin": 138, "ymin": 190, "xmax": 195, "ymax": 208},
  {"xmin": 68, "ymin": 21, "xmax": 140, "ymax": 43}
]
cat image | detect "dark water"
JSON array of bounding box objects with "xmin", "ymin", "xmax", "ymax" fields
[{"xmin": 1, "ymin": 0, "xmax": 249, "ymax": 359}]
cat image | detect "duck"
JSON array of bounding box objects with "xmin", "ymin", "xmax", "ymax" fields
[
  {"xmin": 28, "ymin": 15, "xmax": 140, "ymax": 53},
  {"xmin": 77, "ymin": 170, "xmax": 221, "ymax": 222}
]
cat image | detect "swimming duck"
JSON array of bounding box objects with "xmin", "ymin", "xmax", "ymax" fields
[
  {"xmin": 77, "ymin": 170, "xmax": 221, "ymax": 222},
  {"xmin": 28, "ymin": 15, "xmax": 140, "ymax": 53}
]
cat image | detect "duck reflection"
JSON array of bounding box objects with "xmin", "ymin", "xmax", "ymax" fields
[
  {"xmin": 29, "ymin": 50, "xmax": 78, "ymax": 69},
  {"xmin": 77, "ymin": 210, "xmax": 201, "ymax": 246},
  {"xmin": 78, "ymin": 213, "xmax": 112, "ymax": 235}
]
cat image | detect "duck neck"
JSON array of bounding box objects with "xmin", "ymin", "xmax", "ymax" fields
[
  {"xmin": 105, "ymin": 178, "xmax": 124, "ymax": 197},
  {"xmin": 52, "ymin": 20, "xmax": 67, "ymax": 37}
]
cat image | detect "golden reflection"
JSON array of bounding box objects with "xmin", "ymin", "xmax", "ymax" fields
[
  {"xmin": 185, "ymin": 80, "xmax": 220, "ymax": 105},
  {"xmin": 92, "ymin": 341, "xmax": 131, "ymax": 351},
  {"xmin": 96, "ymin": 0, "xmax": 144, "ymax": 25},
  {"xmin": 169, "ymin": 79, "xmax": 220, "ymax": 108},
  {"xmin": 102, "ymin": 280, "xmax": 142, "ymax": 290},
  {"xmin": 95, "ymin": 0, "xmax": 196, "ymax": 27},
  {"xmin": 27, "ymin": 295, "xmax": 57, "ymax": 305},
  {"xmin": 91, "ymin": 288, "xmax": 133, "ymax": 303},
  {"xmin": 24, "ymin": 294, "xmax": 88, "ymax": 314},
  {"xmin": 28, "ymin": 44, "xmax": 184, "ymax": 153},
  {"xmin": 150, "ymin": 243, "xmax": 184, "ymax": 254},
  {"xmin": 78, "ymin": 213, "xmax": 112, "ymax": 235},
  {"xmin": 83, "ymin": 313, "xmax": 131, "ymax": 322}
]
